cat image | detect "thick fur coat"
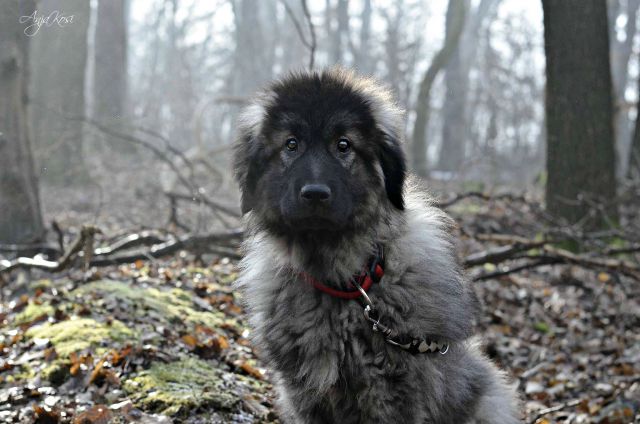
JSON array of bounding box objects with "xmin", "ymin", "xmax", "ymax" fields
[{"xmin": 233, "ymin": 69, "xmax": 520, "ymax": 423}]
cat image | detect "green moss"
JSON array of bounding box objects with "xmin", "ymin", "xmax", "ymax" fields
[
  {"xmin": 460, "ymin": 180, "xmax": 485, "ymax": 193},
  {"xmin": 28, "ymin": 279, "xmax": 53, "ymax": 291},
  {"xmin": 41, "ymin": 362, "xmax": 70, "ymax": 385},
  {"xmin": 555, "ymin": 239, "xmax": 580, "ymax": 253},
  {"xmin": 14, "ymin": 301, "xmax": 54, "ymax": 325},
  {"xmin": 123, "ymin": 357, "xmax": 238, "ymax": 415},
  {"xmin": 8, "ymin": 364, "xmax": 36, "ymax": 382},
  {"xmin": 450, "ymin": 202, "xmax": 483, "ymax": 215},
  {"xmin": 218, "ymin": 271, "xmax": 239, "ymax": 285},
  {"xmin": 25, "ymin": 317, "xmax": 135, "ymax": 357},
  {"xmin": 73, "ymin": 280, "xmax": 232, "ymax": 330},
  {"xmin": 533, "ymin": 321, "xmax": 550, "ymax": 334}
]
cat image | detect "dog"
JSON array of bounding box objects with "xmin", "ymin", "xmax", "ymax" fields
[{"xmin": 233, "ymin": 68, "xmax": 520, "ymax": 423}]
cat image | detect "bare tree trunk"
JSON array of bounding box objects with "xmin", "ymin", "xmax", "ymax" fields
[
  {"xmin": 330, "ymin": 0, "xmax": 349, "ymax": 64},
  {"xmin": 411, "ymin": 0, "xmax": 467, "ymax": 177},
  {"xmin": 353, "ymin": 0, "xmax": 372, "ymax": 74},
  {"xmin": 278, "ymin": 0, "xmax": 307, "ymax": 72},
  {"xmin": 543, "ymin": 0, "xmax": 618, "ymax": 229},
  {"xmin": 438, "ymin": 0, "xmax": 470, "ymax": 174},
  {"xmin": 629, "ymin": 53, "xmax": 640, "ymax": 179},
  {"xmin": 94, "ymin": 0, "xmax": 128, "ymax": 124},
  {"xmin": 31, "ymin": 0, "xmax": 90, "ymax": 184},
  {"xmin": 608, "ymin": 0, "xmax": 640, "ymax": 178},
  {"xmin": 232, "ymin": 0, "xmax": 271, "ymax": 96},
  {"xmin": 0, "ymin": 0, "xmax": 45, "ymax": 243},
  {"xmin": 383, "ymin": 5, "xmax": 403, "ymax": 96},
  {"xmin": 438, "ymin": 0, "xmax": 499, "ymax": 173}
]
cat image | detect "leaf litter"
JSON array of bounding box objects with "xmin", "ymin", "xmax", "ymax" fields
[{"xmin": 1, "ymin": 197, "xmax": 639, "ymax": 423}]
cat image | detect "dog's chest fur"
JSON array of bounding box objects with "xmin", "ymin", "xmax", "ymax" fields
[{"xmin": 235, "ymin": 193, "xmax": 498, "ymax": 423}]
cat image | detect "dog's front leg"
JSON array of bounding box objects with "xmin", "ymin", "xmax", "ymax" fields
[{"xmin": 353, "ymin": 380, "xmax": 425, "ymax": 424}]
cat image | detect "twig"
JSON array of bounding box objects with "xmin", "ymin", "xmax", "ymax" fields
[
  {"xmin": 81, "ymin": 116, "xmax": 241, "ymax": 222},
  {"xmin": 601, "ymin": 244, "xmax": 640, "ymax": 256},
  {"xmin": 301, "ymin": 0, "xmax": 316, "ymax": 70},
  {"xmin": 530, "ymin": 399, "xmax": 582, "ymax": 423},
  {"xmin": 435, "ymin": 191, "xmax": 528, "ymax": 209},
  {"xmin": 464, "ymin": 240, "xmax": 548, "ymax": 267},
  {"xmin": 93, "ymin": 231, "xmax": 166, "ymax": 256},
  {"xmin": 466, "ymin": 233, "xmax": 640, "ymax": 280},
  {"xmin": 0, "ymin": 226, "xmax": 101, "ymax": 274},
  {"xmin": 77, "ymin": 116, "xmax": 195, "ymax": 193},
  {"xmin": 165, "ymin": 191, "xmax": 241, "ymax": 218},
  {"xmin": 280, "ymin": 0, "xmax": 316, "ymax": 70},
  {"xmin": 525, "ymin": 246, "xmax": 640, "ymax": 280},
  {"xmin": 51, "ymin": 220, "xmax": 65, "ymax": 252},
  {"xmin": 167, "ymin": 196, "xmax": 191, "ymax": 232},
  {"xmin": 472, "ymin": 258, "xmax": 558, "ymax": 281},
  {"xmin": 89, "ymin": 230, "xmax": 244, "ymax": 266},
  {"xmin": 0, "ymin": 229, "xmax": 243, "ymax": 274}
]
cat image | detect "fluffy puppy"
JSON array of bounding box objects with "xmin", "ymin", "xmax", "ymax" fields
[{"xmin": 233, "ymin": 68, "xmax": 520, "ymax": 423}]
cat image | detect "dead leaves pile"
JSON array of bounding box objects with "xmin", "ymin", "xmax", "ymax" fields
[
  {"xmin": 0, "ymin": 258, "xmax": 274, "ymax": 423},
  {"xmin": 1, "ymin": 196, "xmax": 639, "ymax": 423}
]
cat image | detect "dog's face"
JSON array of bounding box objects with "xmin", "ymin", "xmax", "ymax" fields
[{"xmin": 234, "ymin": 69, "xmax": 406, "ymax": 236}]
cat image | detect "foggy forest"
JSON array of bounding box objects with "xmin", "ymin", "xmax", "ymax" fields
[{"xmin": 0, "ymin": 0, "xmax": 639, "ymax": 423}]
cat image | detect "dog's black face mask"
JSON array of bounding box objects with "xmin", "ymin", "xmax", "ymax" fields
[
  {"xmin": 276, "ymin": 136, "xmax": 355, "ymax": 231},
  {"xmin": 235, "ymin": 71, "xmax": 406, "ymax": 236}
]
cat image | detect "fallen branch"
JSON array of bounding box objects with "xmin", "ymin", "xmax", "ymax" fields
[
  {"xmin": 472, "ymin": 258, "xmax": 559, "ymax": 281},
  {"xmin": 524, "ymin": 245, "xmax": 640, "ymax": 280},
  {"xmin": 435, "ymin": 191, "xmax": 529, "ymax": 209},
  {"xmin": 93, "ymin": 231, "xmax": 166, "ymax": 256},
  {"xmin": 465, "ymin": 233, "xmax": 640, "ymax": 281},
  {"xmin": 0, "ymin": 228, "xmax": 243, "ymax": 275},
  {"xmin": 464, "ymin": 239, "xmax": 548, "ymax": 267},
  {"xmin": 0, "ymin": 243, "xmax": 60, "ymax": 258},
  {"xmin": 90, "ymin": 230, "xmax": 243, "ymax": 266},
  {"xmin": 530, "ymin": 399, "xmax": 582, "ymax": 424},
  {"xmin": 0, "ymin": 226, "xmax": 101, "ymax": 274}
]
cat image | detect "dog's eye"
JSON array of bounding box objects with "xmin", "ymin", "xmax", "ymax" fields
[
  {"xmin": 285, "ymin": 138, "xmax": 298, "ymax": 152},
  {"xmin": 337, "ymin": 138, "xmax": 350, "ymax": 153}
]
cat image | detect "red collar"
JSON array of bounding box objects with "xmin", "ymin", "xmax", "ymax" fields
[{"xmin": 300, "ymin": 247, "xmax": 385, "ymax": 300}]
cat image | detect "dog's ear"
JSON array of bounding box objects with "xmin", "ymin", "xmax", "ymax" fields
[
  {"xmin": 378, "ymin": 137, "xmax": 406, "ymax": 210},
  {"xmin": 234, "ymin": 104, "xmax": 267, "ymax": 214},
  {"xmin": 356, "ymin": 77, "xmax": 406, "ymax": 210}
]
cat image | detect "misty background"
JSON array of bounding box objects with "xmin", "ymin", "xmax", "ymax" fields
[{"xmin": 19, "ymin": 0, "xmax": 554, "ymax": 235}]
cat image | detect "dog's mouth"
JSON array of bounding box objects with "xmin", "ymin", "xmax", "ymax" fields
[{"xmin": 285, "ymin": 215, "xmax": 343, "ymax": 231}]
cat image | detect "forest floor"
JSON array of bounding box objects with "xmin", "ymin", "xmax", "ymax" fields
[{"xmin": 1, "ymin": 193, "xmax": 639, "ymax": 423}]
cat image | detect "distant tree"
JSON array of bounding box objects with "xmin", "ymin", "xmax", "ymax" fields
[
  {"xmin": 31, "ymin": 0, "xmax": 90, "ymax": 184},
  {"xmin": 277, "ymin": 0, "xmax": 308, "ymax": 72},
  {"xmin": 411, "ymin": 0, "xmax": 467, "ymax": 177},
  {"xmin": 542, "ymin": 0, "xmax": 618, "ymax": 228},
  {"xmin": 607, "ymin": 0, "xmax": 640, "ymax": 178},
  {"xmin": 0, "ymin": 0, "xmax": 44, "ymax": 243},
  {"xmin": 631, "ymin": 123, "xmax": 640, "ymax": 179},
  {"xmin": 379, "ymin": 0, "xmax": 424, "ymax": 110},
  {"xmin": 327, "ymin": 0, "xmax": 349, "ymax": 64},
  {"xmin": 438, "ymin": 0, "xmax": 501, "ymax": 173},
  {"xmin": 629, "ymin": 54, "xmax": 640, "ymax": 179},
  {"xmin": 383, "ymin": 3, "xmax": 404, "ymax": 96},
  {"xmin": 352, "ymin": 0, "xmax": 373, "ymax": 74},
  {"xmin": 94, "ymin": 0, "xmax": 128, "ymax": 125},
  {"xmin": 231, "ymin": 0, "xmax": 272, "ymax": 96}
]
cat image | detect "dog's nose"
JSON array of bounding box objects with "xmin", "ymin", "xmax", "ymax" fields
[{"xmin": 300, "ymin": 184, "xmax": 332, "ymax": 202}]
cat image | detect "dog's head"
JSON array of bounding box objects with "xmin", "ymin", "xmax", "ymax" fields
[{"xmin": 234, "ymin": 68, "xmax": 406, "ymax": 235}]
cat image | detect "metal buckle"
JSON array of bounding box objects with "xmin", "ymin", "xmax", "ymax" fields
[{"xmin": 352, "ymin": 274, "xmax": 448, "ymax": 355}]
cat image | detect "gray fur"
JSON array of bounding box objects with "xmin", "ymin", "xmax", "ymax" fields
[{"xmin": 234, "ymin": 70, "xmax": 520, "ymax": 423}]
